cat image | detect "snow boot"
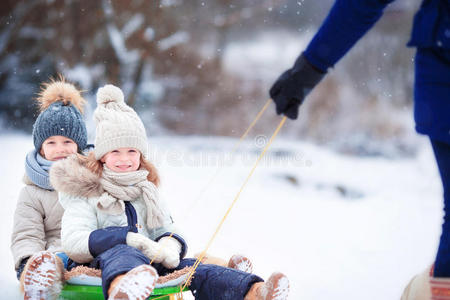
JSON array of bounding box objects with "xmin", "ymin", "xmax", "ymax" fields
[
  {"xmin": 21, "ymin": 251, "xmax": 63, "ymax": 300},
  {"xmin": 108, "ymin": 264, "xmax": 158, "ymax": 300},
  {"xmin": 401, "ymin": 264, "xmax": 450, "ymax": 300},
  {"xmin": 430, "ymin": 276, "xmax": 450, "ymax": 300},
  {"xmin": 228, "ymin": 254, "xmax": 254, "ymax": 273},
  {"xmin": 244, "ymin": 272, "xmax": 289, "ymax": 300}
]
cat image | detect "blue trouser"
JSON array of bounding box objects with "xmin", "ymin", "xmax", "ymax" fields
[
  {"xmin": 76, "ymin": 244, "xmax": 263, "ymax": 299},
  {"xmin": 431, "ymin": 139, "xmax": 450, "ymax": 277},
  {"xmin": 56, "ymin": 252, "xmax": 69, "ymax": 269}
]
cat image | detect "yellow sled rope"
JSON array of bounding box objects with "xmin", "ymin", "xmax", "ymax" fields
[
  {"xmin": 182, "ymin": 113, "xmax": 287, "ymax": 291},
  {"xmin": 61, "ymin": 100, "xmax": 286, "ymax": 300},
  {"xmin": 150, "ymin": 98, "xmax": 272, "ymax": 266},
  {"xmin": 149, "ymin": 99, "xmax": 287, "ymax": 298}
]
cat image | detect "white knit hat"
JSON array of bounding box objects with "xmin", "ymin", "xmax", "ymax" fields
[{"xmin": 94, "ymin": 84, "xmax": 148, "ymax": 159}]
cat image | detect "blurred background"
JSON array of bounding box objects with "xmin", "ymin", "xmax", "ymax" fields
[{"xmin": 1, "ymin": 0, "xmax": 420, "ymax": 157}]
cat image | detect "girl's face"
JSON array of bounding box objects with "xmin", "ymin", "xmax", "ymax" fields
[
  {"xmin": 40, "ymin": 135, "xmax": 78, "ymax": 161},
  {"xmin": 101, "ymin": 147, "xmax": 141, "ymax": 172}
]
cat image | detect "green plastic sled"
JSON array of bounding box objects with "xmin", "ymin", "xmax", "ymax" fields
[{"xmin": 59, "ymin": 284, "xmax": 189, "ymax": 300}]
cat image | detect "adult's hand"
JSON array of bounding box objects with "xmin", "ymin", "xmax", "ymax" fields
[{"xmin": 269, "ymin": 53, "xmax": 326, "ymax": 120}]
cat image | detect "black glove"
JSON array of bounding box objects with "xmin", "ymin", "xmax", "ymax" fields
[{"xmin": 269, "ymin": 53, "xmax": 326, "ymax": 120}]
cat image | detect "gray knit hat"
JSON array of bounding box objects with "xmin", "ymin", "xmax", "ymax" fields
[
  {"xmin": 93, "ymin": 84, "xmax": 148, "ymax": 159},
  {"xmin": 32, "ymin": 80, "xmax": 87, "ymax": 152}
]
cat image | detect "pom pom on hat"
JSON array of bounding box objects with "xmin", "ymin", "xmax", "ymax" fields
[
  {"xmin": 36, "ymin": 77, "xmax": 86, "ymax": 113},
  {"xmin": 96, "ymin": 84, "xmax": 125, "ymax": 105},
  {"xmin": 93, "ymin": 84, "xmax": 148, "ymax": 159},
  {"xmin": 32, "ymin": 77, "xmax": 88, "ymax": 152}
]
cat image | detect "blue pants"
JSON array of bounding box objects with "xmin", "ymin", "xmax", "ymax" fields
[
  {"xmin": 75, "ymin": 244, "xmax": 263, "ymax": 299},
  {"xmin": 56, "ymin": 252, "xmax": 69, "ymax": 269},
  {"xmin": 431, "ymin": 139, "xmax": 450, "ymax": 277}
]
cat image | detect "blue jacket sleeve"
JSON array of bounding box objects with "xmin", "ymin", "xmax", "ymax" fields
[
  {"xmin": 304, "ymin": 0, "xmax": 396, "ymax": 72},
  {"xmin": 88, "ymin": 226, "xmax": 130, "ymax": 258}
]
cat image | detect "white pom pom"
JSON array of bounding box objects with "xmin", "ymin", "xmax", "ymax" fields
[{"xmin": 96, "ymin": 84, "xmax": 125, "ymax": 105}]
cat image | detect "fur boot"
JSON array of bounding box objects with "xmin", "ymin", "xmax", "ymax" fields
[
  {"xmin": 400, "ymin": 265, "xmax": 450, "ymax": 300},
  {"xmin": 430, "ymin": 274, "xmax": 450, "ymax": 300}
]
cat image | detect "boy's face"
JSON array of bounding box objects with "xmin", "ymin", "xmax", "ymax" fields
[
  {"xmin": 40, "ymin": 135, "xmax": 78, "ymax": 161},
  {"xmin": 101, "ymin": 147, "xmax": 141, "ymax": 173}
]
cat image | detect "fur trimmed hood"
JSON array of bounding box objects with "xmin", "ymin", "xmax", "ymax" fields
[{"xmin": 49, "ymin": 154, "xmax": 104, "ymax": 198}]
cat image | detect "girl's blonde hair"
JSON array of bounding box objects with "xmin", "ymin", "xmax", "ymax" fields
[{"xmin": 78, "ymin": 151, "xmax": 160, "ymax": 187}]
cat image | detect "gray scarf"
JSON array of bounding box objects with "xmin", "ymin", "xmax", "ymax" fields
[
  {"xmin": 25, "ymin": 150, "xmax": 53, "ymax": 190},
  {"xmin": 97, "ymin": 166, "xmax": 168, "ymax": 229}
]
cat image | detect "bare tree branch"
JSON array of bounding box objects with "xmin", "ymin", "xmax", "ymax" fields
[{"xmin": 0, "ymin": 0, "xmax": 41, "ymax": 57}]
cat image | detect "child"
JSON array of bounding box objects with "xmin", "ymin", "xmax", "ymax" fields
[
  {"xmin": 50, "ymin": 84, "xmax": 289, "ymax": 300},
  {"xmin": 10, "ymin": 78, "xmax": 89, "ymax": 300}
]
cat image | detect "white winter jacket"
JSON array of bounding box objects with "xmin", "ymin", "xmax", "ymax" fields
[{"xmin": 50, "ymin": 155, "xmax": 179, "ymax": 264}]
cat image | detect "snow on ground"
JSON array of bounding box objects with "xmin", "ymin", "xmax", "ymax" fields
[{"xmin": 0, "ymin": 132, "xmax": 442, "ymax": 299}]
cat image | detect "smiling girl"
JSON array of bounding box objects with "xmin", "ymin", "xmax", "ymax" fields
[{"xmin": 50, "ymin": 84, "xmax": 289, "ymax": 300}]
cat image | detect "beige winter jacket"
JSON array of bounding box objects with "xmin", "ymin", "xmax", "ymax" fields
[{"xmin": 10, "ymin": 175, "xmax": 64, "ymax": 270}]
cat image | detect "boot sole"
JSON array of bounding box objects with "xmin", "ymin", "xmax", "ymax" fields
[
  {"xmin": 264, "ymin": 272, "xmax": 289, "ymax": 300},
  {"xmin": 108, "ymin": 264, "xmax": 158, "ymax": 300},
  {"xmin": 228, "ymin": 254, "xmax": 254, "ymax": 273},
  {"xmin": 23, "ymin": 251, "xmax": 58, "ymax": 300}
]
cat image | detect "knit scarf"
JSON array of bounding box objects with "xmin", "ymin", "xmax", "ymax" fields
[
  {"xmin": 25, "ymin": 150, "xmax": 53, "ymax": 190},
  {"xmin": 97, "ymin": 166, "xmax": 167, "ymax": 229}
]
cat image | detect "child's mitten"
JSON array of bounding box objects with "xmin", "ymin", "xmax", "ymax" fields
[
  {"xmin": 158, "ymin": 236, "xmax": 182, "ymax": 269},
  {"xmin": 126, "ymin": 232, "xmax": 164, "ymax": 263}
]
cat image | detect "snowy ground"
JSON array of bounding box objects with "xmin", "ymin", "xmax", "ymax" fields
[{"xmin": 0, "ymin": 132, "xmax": 443, "ymax": 299}]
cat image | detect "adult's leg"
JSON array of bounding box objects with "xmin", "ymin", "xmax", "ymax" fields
[{"xmin": 431, "ymin": 139, "xmax": 450, "ymax": 277}]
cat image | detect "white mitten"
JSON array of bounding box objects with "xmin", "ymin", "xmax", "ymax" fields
[
  {"xmin": 158, "ymin": 236, "xmax": 182, "ymax": 269},
  {"xmin": 126, "ymin": 232, "xmax": 164, "ymax": 263}
]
